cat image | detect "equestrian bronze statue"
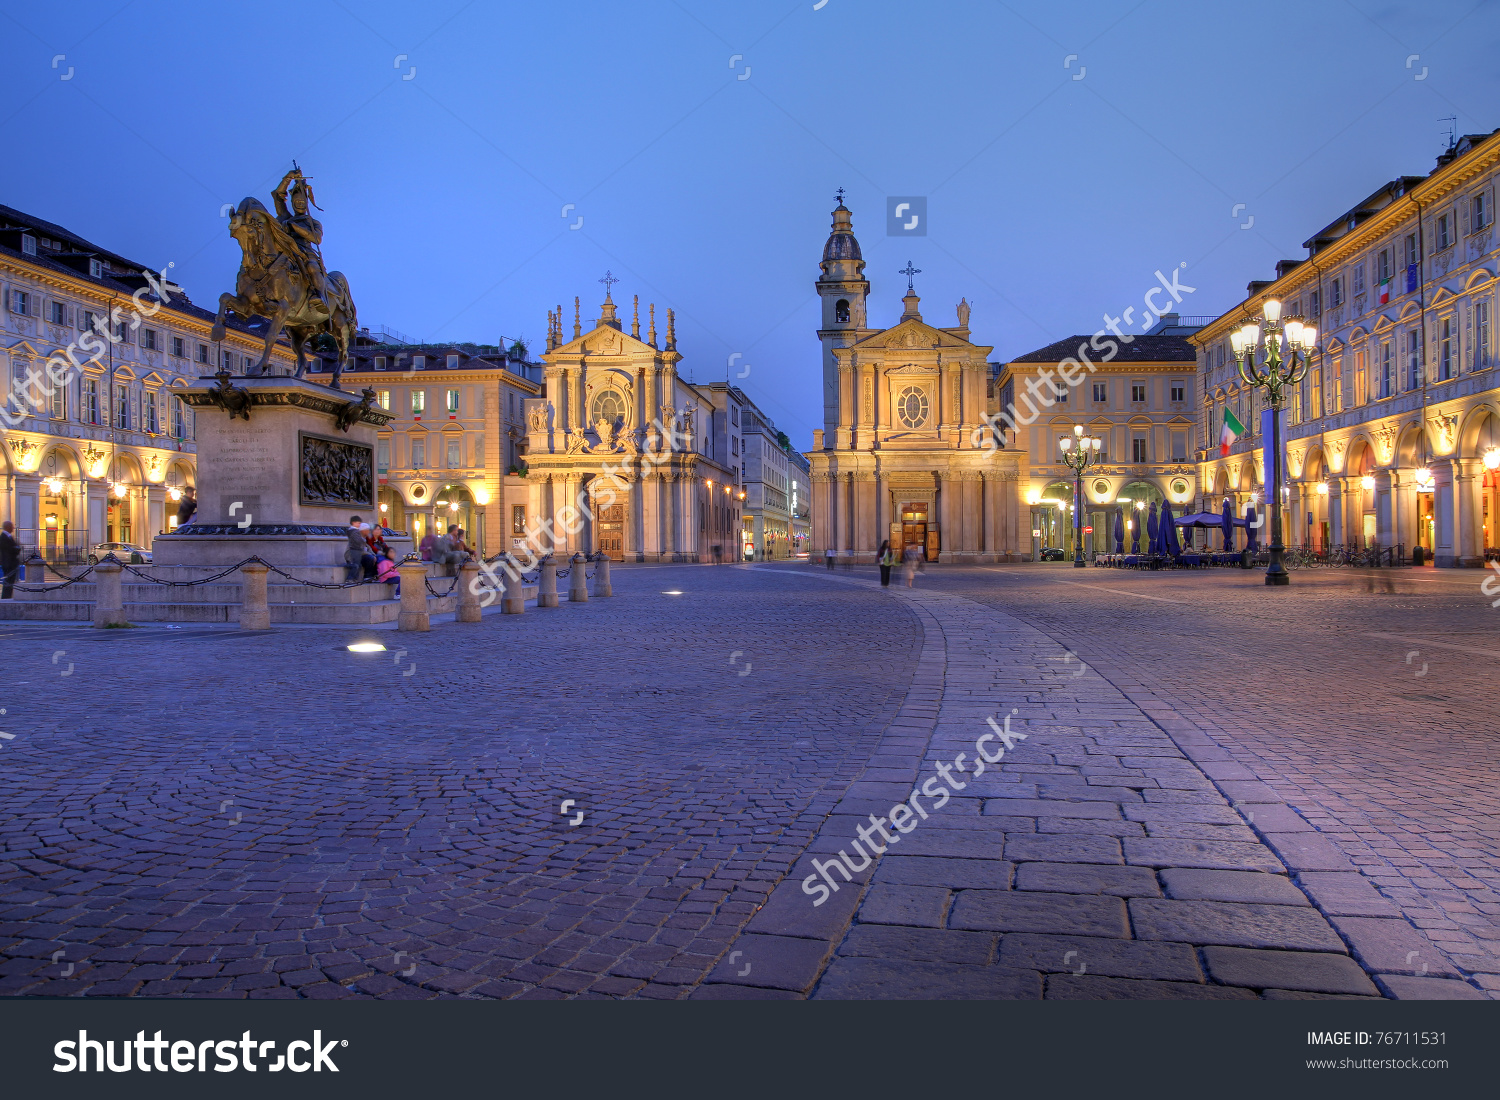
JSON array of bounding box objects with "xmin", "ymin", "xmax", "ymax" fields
[{"xmin": 211, "ymin": 167, "xmax": 359, "ymax": 389}]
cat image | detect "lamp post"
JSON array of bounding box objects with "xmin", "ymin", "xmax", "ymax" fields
[
  {"xmin": 1059, "ymin": 424, "xmax": 1102, "ymax": 568},
  {"xmin": 1230, "ymin": 300, "xmax": 1314, "ymax": 586}
]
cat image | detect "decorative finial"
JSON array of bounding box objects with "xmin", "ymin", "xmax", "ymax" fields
[
  {"xmin": 835, "ymin": 186, "xmax": 846, "ymax": 207},
  {"xmin": 632, "ymin": 294, "xmax": 640, "ymax": 339},
  {"xmin": 665, "ymin": 308, "xmax": 676, "ymax": 351},
  {"xmin": 899, "ymin": 260, "xmax": 921, "ymax": 292},
  {"xmin": 599, "ymin": 270, "xmax": 619, "ymax": 299},
  {"xmin": 649, "ymin": 303, "xmax": 657, "ymax": 347},
  {"xmin": 573, "ymin": 296, "xmax": 581, "ymax": 339}
]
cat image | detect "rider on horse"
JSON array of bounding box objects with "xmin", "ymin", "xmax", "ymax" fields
[{"xmin": 271, "ymin": 167, "xmax": 330, "ymax": 308}]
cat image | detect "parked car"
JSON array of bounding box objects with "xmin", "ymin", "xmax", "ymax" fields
[
  {"xmin": 89, "ymin": 542, "xmax": 152, "ymax": 564},
  {"xmin": 1039, "ymin": 546, "xmax": 1066, "ymax": 561}
]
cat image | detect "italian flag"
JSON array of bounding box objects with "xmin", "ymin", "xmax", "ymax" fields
[
  {"xmin": 1379, "ymin": 277, "xmax": 1391, "ymax": 304},
  {"xmin": 1220, "ymin": 407, "xmax": 1246, "ymax": 456}
]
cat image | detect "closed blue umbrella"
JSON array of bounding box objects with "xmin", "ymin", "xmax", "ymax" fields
[
  {"xmin": 1130, "ymin": 509, "xmax": 1142, "ymax": 553},
  {"xmin": 1161, "ymin": 499, "xmax": 1181, "ymax": 556},
  {"xmin": 1147, "ymin": 502, "xmax": 1160, "ymax": 554},
  {"xmin": 1245, "ymin": 505, "xmax": 1260, "ymax": 551},
  {"xmin": 1113, "ymin": 509, "xmax": 1125, "ymax": 553},
  {"xmin": 1221, "ymin": 498, "xmax": 1235, "ymax": 551}
]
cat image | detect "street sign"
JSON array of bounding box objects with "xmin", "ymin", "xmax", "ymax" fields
[
  {"xmin": 1031, "ymin": 529, "xmax": 1041, "ymax": 537},
  {"xmin": 1083, "ymin": 525, "xmax": 1093, "ymax": 533}
]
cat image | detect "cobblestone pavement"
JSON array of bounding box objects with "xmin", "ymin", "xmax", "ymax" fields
[
  {"xmin": 3, "ymin": 560, "xmax": 1493, "ymax": 999},
  {"xmin": 0, "ymin": 566, "xmax": 918, "ymax": 1000},
  {"xmin": 830, "ymin": 560, "xmax": 1497, "ymax": 999}
]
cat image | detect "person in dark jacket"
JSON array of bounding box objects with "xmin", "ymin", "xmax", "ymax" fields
[
  {"xmin": 0, "ymin": 520, "xmax": 20, "ymax": 600},
  {"xmin": 176, "ymin": 489, "xmax": 197, "ymax": 528},
  {"xmin": 877, "ymin": 540, "xmax": 894, "ymax": 587},
  {"xmin": 345, "ymin": 515, "xmax": 372, "ymax": 581}
]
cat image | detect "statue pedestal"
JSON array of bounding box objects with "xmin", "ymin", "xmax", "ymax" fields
[{"xmin": 154, "ymin": 375, "xmax": 397, "ymax": 568}]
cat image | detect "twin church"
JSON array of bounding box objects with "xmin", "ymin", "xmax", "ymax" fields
[{"xmin": 808, "ymin": 197, "xmax": 1025, "ymax": 562}]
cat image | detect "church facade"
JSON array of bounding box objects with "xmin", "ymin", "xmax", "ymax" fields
[
  {"xmin": 522, "ymin": 287, "xmax": 744, "ymax": 562},
  {"xmin": 807, "ymin": 198, "xmax": 1024, "ymax": 562}
]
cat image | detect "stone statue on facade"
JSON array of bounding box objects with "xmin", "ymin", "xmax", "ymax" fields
[{"xmin": 212, "ymin": 166, "xmax": 360, "ymax": 389}]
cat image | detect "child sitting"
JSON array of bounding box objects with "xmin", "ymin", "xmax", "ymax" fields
[{"xmin": 376, "ymin": 552, "xmax": 400, "ymax": 598}]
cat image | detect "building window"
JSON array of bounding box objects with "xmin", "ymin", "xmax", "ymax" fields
[
  {"xmin": 114, "ymin": 384, "xmax": 130, "ymax": 429},
  {"xmin": 731, "ymin": 406, "xmax": 739, "ymax": 427},
  {"xmin": 172, "ymin": 395, "xmax": 185, "ymax": 438},
  {"xmin": 377, "ymin": 389, "xmax": 390, "ymax": 409},
  {"xmin": 411, "ymin": 390, "xmax": 425, "ymax": 416},
  {"xmin": 1131, "ymin": 383, "xmax": 1146, "ymax": 402},
  {"xmin": 1170, "ymin": 383, "xmax": 1185, "ymax": 402},
  {"xmin": 1477, "ymin": 300, "xmax": 1491, "ymax": 368},
  {"xmin": 197, "ymin": 343, "xmax": 209, "ymax": 363},
  {"xmin": 376, "ymin": 356, "xmax": 387, "ymax": 370},
  {"xmin": 446, "ymin": 389, "xmax": 460, "ymax": 415},
  {"xmin": 377, "ymin": 440, "xmax": 389, "ymax": 472},
  {"xmin": 412, "ymin": 355, "xmax": 426, "ymax": 371},
  {"xmin": 1377, "ymin": 249, "xmax": 1391, "ymax": 283},
  {"xmin": 411, "ymin": 436, "xmax": 426, "ymax": 467},
  {"xmin": 1331, "ymin": 278, "xmax": 1343, "ymax": 307},
  {"xmin": 1054, "ymin": 383, "xmax": 1068, "ymax": 402},
  {"xmin": 834, "ymin": 298, "xmax": 850, "ymax": 324},
  {"xmin": 49, "ymin": 376, "xmax": 65, "ymax": 419},
  {"xmin": 1132, "ymin": 436, "xmax": 1148, "ymax": 463},
  {"xmin": 446, "ymin": 437, "xmax": 461, "ymax": 467},
  {"xmin": 83, "ymin": 378, "xmax": 100, "ymax": 424},
  {"xmin": 141, "ymin": 328, "xmax": 157, "ymax": 351},
  {"xmin": 1405, "ymin": 233, "xmax": 1419, "ymax": 268},
  {"xmin": 1352, "ymin": 262, "xmax": 1365, "ymax": 296},
  {"xmin": 1092, "ymin": 382, "xmax": 1107, "ymax": 402},
  {"xmin": 1475, "ymin": 192, "xmax": 1490, "ymax": 230},
  {"xmin": 512, "ymin": 505, "xmax": 526, "ymax": 535},
  {"xmin": 1309, "ymin": 289, "xmax": 1320, "ymax": 315},
  {"xmin": 1440, "ymin": 317, "xmax": 1453, "ymax": 380},
  {"xmin": 1354, "ymin": 347, "xmax": 1367, "ymax": 405},
  {"xmin": 1406, "ymin": 330, "xmax": 1421, "ymax": 388},
  {"xmin": 896, "ymin": 385, "xmax": 929, "ymax": 429},
  {"xmin": 1311, "ymin": 369, "xmax": 1322, "ymax": 418},
  {"xmin": 1329, "ymin": 358, "xmax": 1342, "ymax": 412},
  {"xmin": 446, "ymin": 354, "xmax": 459, "ymax": 369},
  {"xmin": 1437, "ymin": 213, "xmax": 1452, "ymax": 250},
  {"xmin": 221, "ymin": 349, "xmax": 234, "ymax": 370},
  {"xmin": 146, "ymin": 390, "xmax": 159, "ymax": 432},
  {"xmin": 20, "ymin": 234, "xmax": 36, "ymax": 255},
  {"xmin": 11, "ymin": 290, "xmax": 28, "ymax": 315},
  {"xmin": 81, "ymin": 310, "xmax": 98, "ymax": 333},
  {"xmin": 1378, "ymin": 341, "xmax": 1392, "ymax": 398},
  {"xmin": 1169, "ymin": 431, "xmax": 1186, "ymax": 461},
  {"xmin": 48, "ymin": 301, "xmax": 65, "ymax": 324},
  {"xmin": 170, "ymin": 336, "xmax": 184, "ymax": 358}
]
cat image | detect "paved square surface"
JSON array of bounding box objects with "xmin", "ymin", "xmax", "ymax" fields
[{"xmin": 1, "ymin": 560, "xmax": 1495, "ymax": 1000}]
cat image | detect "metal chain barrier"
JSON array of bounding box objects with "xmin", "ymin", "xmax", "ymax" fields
[{"xmin": 13, "ymin": 560, "xmax": 101, "ymax": 593}]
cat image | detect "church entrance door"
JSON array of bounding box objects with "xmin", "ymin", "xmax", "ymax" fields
[{"xmin": 597, "ymin": 503, "xmax": 625, "ymax": 560}]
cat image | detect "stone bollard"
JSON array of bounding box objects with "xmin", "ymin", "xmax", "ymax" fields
[
  {"xmin": 238, "ymin": 562, "xmax": 271, "ymax": 630},
  {"xmin": 25, "ymin": 556, "xmax": 44, "ymax": 583},
  {"xmin": 457, "ymin": 561, "xmax": 482, "ymax": 622},
  {"xmin": 592, "ymin": 553, "xmax": 613, "ymax": 597},
  {"xmin": 92, "ymin": 560, "xmax": 128, "ymax": 628},
  {"xmin": 569, "ymin": 552, "xmax": 589, "ymax": 603},
  {"xmin": 538, "ymin": 556, "xmax": 559, "ymax": 608},
  {"xmin": 397, "ymin": 559, "xmax": 430, "ymax": 631},
  {"xmin": 502, "ymin": 554, "xmax": 526, "ymax": 614}
]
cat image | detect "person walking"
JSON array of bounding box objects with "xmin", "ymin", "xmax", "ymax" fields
[
  {"xmin": 902, "ymin": 542, "xmax": 920, "ymax": 588},
  {"xmin": 824, "ymin": 547, "xmax": 834, "ymax": 571},
  {"xmin": 176, "ymin": 488, "xmax": 197, "ymax": 529},
  {"xmin": 0, "ymin": 520, "xmax": 20, "ymax": 600},
  {"xmin": 877, "ymin": 540, "xmax": 895, "ymax": 587}
]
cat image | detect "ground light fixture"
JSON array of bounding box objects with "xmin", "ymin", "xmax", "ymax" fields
[
  {"xmin": 346, "ymin": 642, "xmax": 386, "ymax": 653},
  {"xmin": 662, "ymin": 590, "xmax": 684, "ymax": 596}
]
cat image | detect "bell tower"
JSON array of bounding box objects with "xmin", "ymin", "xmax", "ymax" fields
[{"xmin": 816, "ymin": 190, "xmax": 868, "ymax": 443}]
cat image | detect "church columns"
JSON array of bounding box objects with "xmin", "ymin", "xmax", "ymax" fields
[
  {"xmin": 960, "ymin": 473, "xmax": 978, "ymax": 557},
  {"xmin": 982, "ymin": 474, "xmax": 997, "ymax": 560},
  {"xmin": 856, "ymin": 360, "xmax": 874, "ymax": 449},
  {"xmin": 810, "ymin": 471, "xmax": 829, "ymax": 558},
  {"xmin": 836, "ymin": 364, "xmax": 855, "ymax": 450},
  {"xmin": 1451, "ymin": 457, "xmax": 1483, "ymax": 566},
  {"xmin": 854, "ymin": 473, "xmax": 875, "ymax": 554},
  {"xmin": 937, "ymin": 471, "xmax": 953, "ymax": 561}
]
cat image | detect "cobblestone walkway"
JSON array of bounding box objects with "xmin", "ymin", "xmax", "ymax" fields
[{"xmin": 0, "ymin": 567, "xmax": 917, "ymax": 999}]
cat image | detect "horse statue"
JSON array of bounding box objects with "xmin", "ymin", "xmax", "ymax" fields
[{"xmin": 210, "ymin": 168, "xmax": 359, "ymax": 389}]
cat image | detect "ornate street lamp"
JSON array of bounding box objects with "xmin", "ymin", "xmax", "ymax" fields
[
  {"xmin": 1231, "ymin": 300, "xmax": 1314, "ymax": 586},
  {"xmin": 1058, "ymin": 424, "xmax": 1102, "ymax": 568}
]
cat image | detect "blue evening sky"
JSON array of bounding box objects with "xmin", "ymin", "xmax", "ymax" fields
[{"xmin": 2, "ymin": 0, "xmax": 1497, "ymax": 445}]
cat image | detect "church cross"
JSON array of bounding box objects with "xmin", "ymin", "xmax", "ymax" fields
[
  {"xmin": 899, "ymin": 260, "xmax": 921, "ymax": 291},
  {"xmin": 598, "ymin": 270, "xmax": 619, "ymax": 295},
  {"xmin": 835, "ymin": 187, "xmax": 846, "ymax": 205}
]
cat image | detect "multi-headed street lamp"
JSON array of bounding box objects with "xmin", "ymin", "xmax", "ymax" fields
[
  {"xmin": 1059, "ymin": 424, "xmax": 1102, "ymax": 568},
  {"xmin": 1230, "ymin": 299, "xmax": 1315, "ymax": 586}
]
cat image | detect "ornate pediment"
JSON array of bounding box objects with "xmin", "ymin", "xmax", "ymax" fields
[{"xmin": 884, "ymin": 361, "xmax": 940, "ymax": 376}]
